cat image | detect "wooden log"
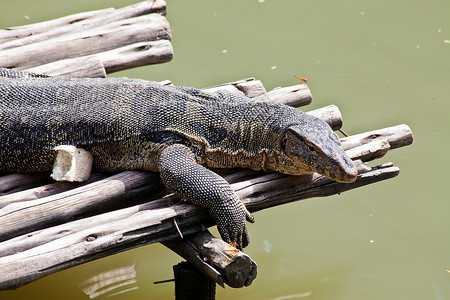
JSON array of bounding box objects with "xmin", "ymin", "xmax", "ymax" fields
[
  {"xmin": 0, "ymin": 14, "xmax": 171, "ymax": 70},
  {"xmin": 0, "ymin": 1, "xmax": 167, "ymax": 48},
  {"xmin": 204, "ymin": 79, "xmax": 312, "ymax": 108},
  {"xmin": 340, "ymin": 124, "xmax": 413, "ymax": 151},
  {"xmin": 307, "ymin": 105, "xmax": 343, "ymax": 131},
  {"xmin": 0, "ymin": 171, "xmax": 164, "ymax": 242},
  {"xmin": 0, "ymin": 195, "xmax": 210, "ymax": 290},
  {"xmin": 346, "ymin": 139, "xmax": 391, "ymax": 162},
  {"xmin": 254, "ymin": 84, "xmax": 312, "ymax": 107},
  {"xmin": 26, "ymin": 57, "xmax": 107, "ymax": 78},
  {"xmin": 0, "ymin": 8, "xmax": 114, "ymax": 45},
  {"xmin": 0, "ymin": 173, "xmax": 107, "ymax": 209},
  {"xmin": 98, "ymin": 40, "xmax": 174, "ymax": 73},
  {"xmin": 238, "ymin": 163, "xmax": 400, "ymax": 213},
  {"xmin": 163, "ymin": 230, "xmax": 257, "ymax": 288},
  {"xmin": 0, "ymin": 173, "xmax": 50, "ymax": 194},
  {"xmin": 234, "ymin": 79, "xmax": 267, "ymax": 98},
  {"xmin": 0, "ymin": 194, "xmax": 192, "ymax": 258},
  {"xmin": 203, "ymin": 78, "xmax": 253, "ymax": 97},
  {"xmin": 25, "ymin": 40, "xmax": 173, "ymax": 77}
]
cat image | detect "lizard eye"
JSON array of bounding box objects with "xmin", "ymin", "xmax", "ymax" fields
[
  {"xmin": 305, "ymin": 141, "xmax": 315, "ymax": 152},
  {"xmin": 281, "ymin": 136, "xmax": 287, "ymax": 150}
]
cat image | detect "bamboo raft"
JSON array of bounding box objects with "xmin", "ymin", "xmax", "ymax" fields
[{"xmin": 0, "ymin": 1, "xmax": 413, "ymax": 293}]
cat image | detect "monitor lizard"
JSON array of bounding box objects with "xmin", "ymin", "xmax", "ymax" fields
[{"xmin": 0, "ymin": 68, "xmax": 357, "ymax": 249}]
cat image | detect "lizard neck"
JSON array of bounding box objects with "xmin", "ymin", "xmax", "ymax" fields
[{"xmin": 203, "ymin": 103, "xmax": 282, "ymax": 171}]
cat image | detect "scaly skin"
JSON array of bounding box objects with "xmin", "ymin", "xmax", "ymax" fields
[{"xmin": 0, "ymin": 68, "xmax": 357, "ymax": 248}]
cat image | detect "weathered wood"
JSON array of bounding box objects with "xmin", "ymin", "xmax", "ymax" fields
[
  {"xmin": 0, "ymin": 173, "xmax": 107, "ymax": 209},
  {"xmin": 0, "ymin": 1, "xmax": 166, "ymax": 48},
  {"xmin": 254, "ymin": 84, "xmax": 312, "ymax": 107},
  {"xmin": 163, "ymin": 230, "xmax": 257, "ymax": 288},
  {"xmin": 0, "ymin": 8, "xmax": 114, "ymax": 44},
  {"xmin": 25, "ymin": 40, "xmax": 173, "ymax": 77},
  {"xmin": 234, "ymin": 79, "xmax": 267, "ymax": 98},
  {"xmin": 307, "ymin": 105, "xmax": 343, "ymax": 131},
  {"xmin": 0, "ymin": 171, "xmax": 164, "ymax": 242},
  {"xmin": 25, "ymin": 57, "xmax": 107, "ymax": 78},
  {"xmin": 0, "ymin": 1, "xmax": 172, "ymax": 77},
  {"xmin": 204, "ymin": 79, "xmax": 312, "ymax": 108},
  {"xmin": 0, "ymin": 14, "xmax": 171, "ymax": 70},
  {"xmin": 346, "ymin": 139, "xmax": 391, "ymax": 162},
  {"xmin": 99, "ymin": 40, "xmax": 173, "ymax": 73},
  {"xmin": 341, "ymin": 124, "xmax": 413, "ymax": 151},
  {"xmin": 0, "ymin": 173, "xmax": 50, "ymax": 194},
  {"xmin": 0, "ymin": 194, "xmax": 190, "ymax": 258},
  {"xmin": 239, "ymin": 163, "xmax": 400, "ymax": 213},
  {"xmin": 0, "ymin": 194, "xmax": 210, "ymax": 290},
  {"xmin": 0, "ymin": 160, "xmax": 402, "ymax": 290}
]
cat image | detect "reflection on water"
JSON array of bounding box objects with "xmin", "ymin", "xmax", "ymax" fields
[
  {"xmin": 270, "ymin": 292, "xmax": 313, "ymax": 300},
  {"xmin": 79, "ymin": 264, "xmax": 138, "ymax": 299}
]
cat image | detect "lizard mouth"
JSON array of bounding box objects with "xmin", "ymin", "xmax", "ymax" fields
[
  {"xmin": 325, "ymin": 158, "xmax": 358, "ymax": 183},
  {"xmin": 334, "ymin": 169, "xmax": 358, "ymax": 183}
]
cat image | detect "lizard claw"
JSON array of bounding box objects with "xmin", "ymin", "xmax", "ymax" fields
[
  {"xmin": 215, "ymin": 213, "xmax": 251, "ymax": 250},
  {"xmin": 245, "ymin": 209, "xmax": 255, "ymax": 223}
]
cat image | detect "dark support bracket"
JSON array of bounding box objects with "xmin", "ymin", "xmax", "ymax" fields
[{"xmin": 174, "ymin": 262, "xmax": 216, "ymax": 300}]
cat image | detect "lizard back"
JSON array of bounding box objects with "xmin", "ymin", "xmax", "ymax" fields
[{"xmin": 0, "ymin": 75, "xmax": 284, "ymax": 173}]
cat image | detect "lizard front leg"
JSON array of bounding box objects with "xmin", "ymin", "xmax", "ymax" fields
[{"xmin": 158, "ymin": 144, "xmax": 254, "ymax": 249}]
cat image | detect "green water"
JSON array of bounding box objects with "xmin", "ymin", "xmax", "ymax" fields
[{"xmin": 1, "ymin": 0, "xmax": 449, "ymax": 299}]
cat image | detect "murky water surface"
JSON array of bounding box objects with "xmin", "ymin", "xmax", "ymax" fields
[{"xmin": 1, "ymin": 0, "xmax": 449, "ymax": 299}]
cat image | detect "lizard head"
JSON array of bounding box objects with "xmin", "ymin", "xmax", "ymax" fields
[{"xmin": 275, "ymin": 115, "xmax": 357, "ymax": 183}]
